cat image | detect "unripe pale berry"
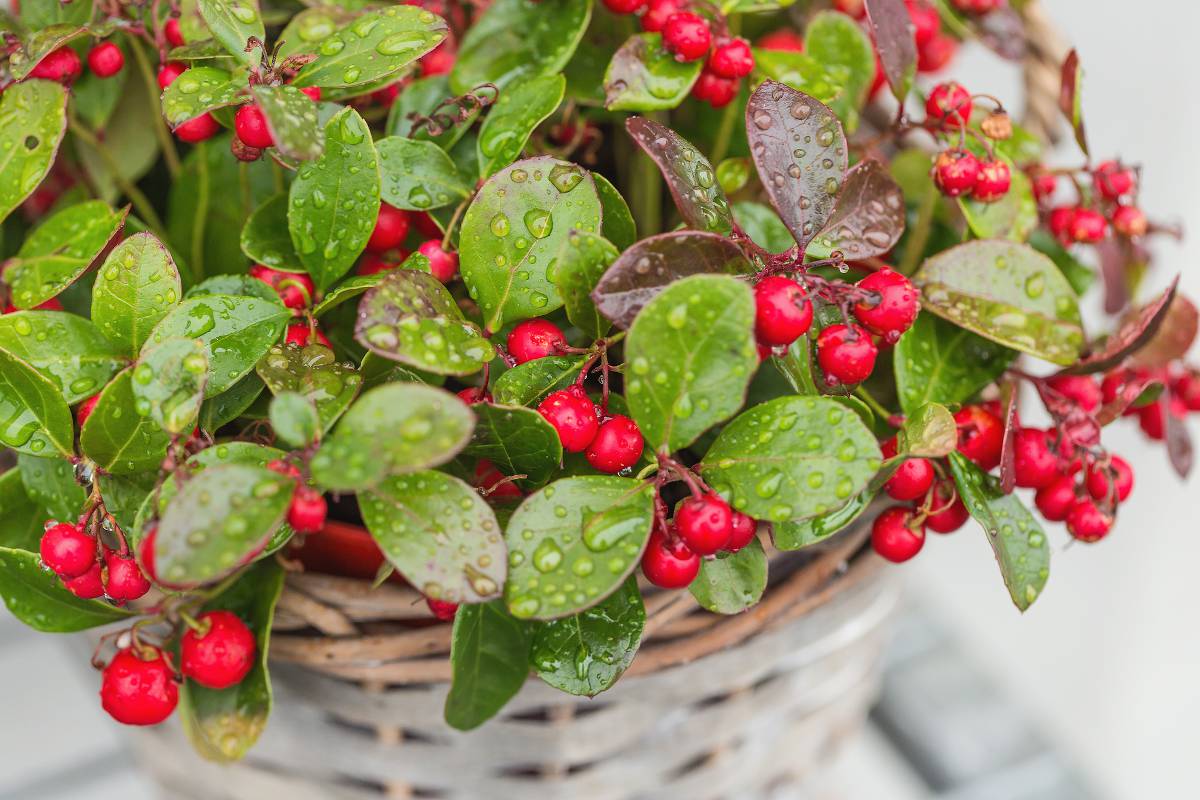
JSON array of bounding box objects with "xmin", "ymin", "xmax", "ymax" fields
[
  {"xmin": 585, "ymin": 415, "xmax": 644, "ymax": 474},
  {"xmin": 872, "ymin": 507, "xmax": 925, "ymax": 563},
  {"xmin": 641, "ymin": 525, "xmax": 700, "ymax": 588},
  {"xmin": 180, "ymin": 610, "xmax": 257, "ymax": 689},
  {"xmin": 41, "ymin": 522, "xmax": 96, "ymax": 579},
  {"xmin": 674, "ymin": 493, "xmax": 733, "ymax": 556},
  {"xmin": 816, "ymin": 323, "xmax": 877, "ymax": 385},
  {"xmin": 507, "ymin": 319, "xmax": 567, "ymax": 364},
  {"xmin": 100, "ymin": 648, "xmax": 179, "ymax": 726},
  {"xmin": 537, "ymin": 386, "xmax": 599, "ymax": 452}
]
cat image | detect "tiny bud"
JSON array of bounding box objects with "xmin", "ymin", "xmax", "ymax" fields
[
  {"xmin": 980, "ymin": 110, "xmax": 1012, "ymax": 140},
  {"xmin": 231, "ymin": 137, "xmax": 261, "ymax": 162}
]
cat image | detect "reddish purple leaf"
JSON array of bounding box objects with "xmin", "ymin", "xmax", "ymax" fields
[
  {"xmin": 809, "ymin": 159, "xmax": 905, "ymax": 260},
  {"xmin": 1164, "ymin": 396, "xmax": 1194, "ymax": 478},
  {"xmin": 745, "ymin": 80, "xmax": 847, "ymax": 248},
  {"xmin": 1096, "ymin": 375, "xmax": 1161, "ymax": 426},
  {"xmin": 1059, "ymin": 49, "xmax": 1089, "ymax": 158},
  {"xmin": 864, "ymin": 0, "xmax": 916, "ymax": 105},
  {"xmin": 1130, "ymin": 292, "xmax": 1199, "ymax": 369},
  {"xmin": 1094, "ymin": 237, "xmax": 1132, "ymax": 314},
  {"xmin": 591, "ymin": 231, "xmax": 751, "ymax": 329},
  {"xmin": 1063, "ymin": 276, "xmax": 1178, "ymax": 375},
  {"xmin": 977, "ymin": 7, "xmax": 1027, "ymax": 61},
  {"xmin": 624, "ymin": 117, "xmax": 732, "ymax": 235},
  {"xmin": 998, "ymin": 378, "xmax": 1019, "ymax": 494}
]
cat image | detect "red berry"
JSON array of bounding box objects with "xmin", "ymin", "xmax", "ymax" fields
[
  {"xmin": 100, "ymin": 648, "xmax": 179, "ymax": 726},
  {"xmin": 1112, "ymin": 205, "xmax": 1148, "ymax": 238},
  {"xmin": 972, "ymin": 160, "xmax": 1011, "ymax": 202},
  {"xmin": 180, "ymin": 610, "xmax": 257, "ymax": 689},
  {"xmin": 816, "ymin": 323, "xmax": 878, "ymax": 385},
  {"xmin": 1070, "ymin": 208, "xmax": 1107, "ymax": 243},
  {"xmin": 1047, "ymin": 374, "xmax": 1101, "ymax": 412},
  {"xmin": 932, "ymin": 149, "xmax": 980, "ymax": 197},
  {"xmin": 1137, "ymin": 398, "xmax": 1187, "ymax": 440},
  {"xmin": 473, "ymin": 459, "xmax": 523, "ymax": 500},
  {"xmin": 753, "ymin": 276, "xmax": 812, "ymax": 347},
  {"xmin": 1065, "ymin": 498, "xmax": 1112, "ymax": 543},
  {"xmin": 357, "ymin": 252, "xmax": 401, "ymax": 276},
  {"xmin": 41, "ymin": 522, "xmax": 96, "ymax": 579},
  {"xmin": 662, "ymin": 12, "xmax": 712, "ymax": 62},
  {"xmin": 872, "ymin": 507, "xmax": 925, "ymax": 563},
  {"xmin": 1031, "ymin": 171, "xmax": 1057, "ymax": 200},
  {"xmin": 926, "ymin": 482, "xmax": 969, "ymax": 533},
  {"xmin": 906, "ymin": 0, "xmax": 941, "ymax": 47},
  {"xmin": 603, "ymin": 0, "xmax": 647, "ymax": 12},
  {"xmin": 30, "ymin": 46, "xmax": 82, "ymax": 84},
  {"xmin": 1093, "ymin": 160, "xmax": 1136, "ymax": 201},
  {"xmin": 641, "ymin": 0, "xmax": 683, "ymax": 33},
  {"xmin": 138, "ymin": 525, "xmax": 159, "ymax": 583},
  {"xmin": 641, "ymin": 525, "xmax": 700, "ymax": 588},
  {"xmin": 954, "ymin": 405, "xmax": 1004, "ymax": 471},
  {"xmin": 175, "ymin": 113, "xmax": 220, "ymax": 143},
  {"xmin": 77, "ymin": 394, "xmax": 101, "ymax": 428},
  {"xmin": 417, "ymin": 239, "xmax": 459, "ymax": 283},
  {"xmin": 457, "ymin": 386, "xmax": 490, "ymax": 405},
  {"xmin": 249, "ymin": 264, "xmax": 315, "ymax": 310},
  {"xmin": 952, "ymin": 0, "xmax": 1001, "ymax": 13},
  {"xmin": 708, "ymin": 37, "xmax": 753, "ymax": 79},
  {"xmin": 757, "ymin": 29, "xmax": 804, "ymax": 53},
  {"xmin": 854, "ymin": 269, "xmax": 919, "ymax": 340},
  {"xmin": 64, "ymin": 563, "xmax": 104, "ymax": 599},
  {"xmin": 366, "ymin": 203, "xmax": 410, "ymax": 253},
  {"xmin": 1013, "ymin": 428, "xmax": 1058, "ymax": 489},
  {"xmin": 104, "ymin": 552, "xmax": 151, "ymax": 602},
  {"xmin": 674, "ymin": 492, "xmax": 733, "ymax": 556},
  {"xmin": 537, "ymin": 386, "xmax": 599, "ymax": 452},
  {"xmin": 925, "ymin": 81, "xmax": 973, "ymax": 128},
  {"xmin": 1085, "ymin": 456, "xmax": 1133, "ymax": 504},
  {"xmin": 426, "ymin": 597, "xmax": 459, "ymax": 621},
  {"xmin": 585, "ymin": 415, "xmax": 644, "ymax": 474},
  {"xmin": 725, "ymin": 512, "xmax": 757, "ymax": 552},
  {"xmin": 284, "ymin": 323, "xmax": 332, "ymax": 348},
  {"xmin": 87, "ymin": 42, "xmax": 124, "ymax": 78},
  {"xmin": 833, "ymin": 0, "xmax": 866, "ymax": 18},
  {"xmin": 1174, "ymin": 373, "xmax": 1200, "ymax": 412},
  {"xmin": 691, "ymin": 70, "xmax": 738, "ymax": 108},
  {"xmin": 157, "ymin": 61, "xmax": 186, "ymax": 89},
  {"xmin": 1034, "ymin": 474, "xmax": 1076, "ymax": 522},
  {"xmin": 298, "ymin": 86, "xmax": 322, "ymax": 101},
  {"xmin": 917, "ymin": 34, "xmax": 957, "ymax": 72},
  {"xmin": 880, "ymin": 437, "xmax": 935, "ymax": 501},
  {"xmin": 266, "ymin": 459, "xmax": 302, "ymax": 479},
  {"xmin": 507, "ymin": 319, "xmax": 567, "ymax": 364},
  {"xmin": 234, "ymin": 104, "xmax": 274, "ymax": 149},
  {"xmin": 1048, "ymin": 205, "xmax": 1076, "ymax": 243},
  {"xmin": 164, "ymin": 18, "xmax": 186, "ymax": 48},
  {"xmin": 288, "ymin": 487, "xmax": 327, "ymax": 534}
]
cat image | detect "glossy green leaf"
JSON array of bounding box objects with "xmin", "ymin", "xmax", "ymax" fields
[
  {"xmin": 276, "ymin": 7, "xmax": 351, "ymax": 59},
  {"xmin": 444, "ymin": 599, "xmax": 532, "ymax": 730},
  {"xmin": 0, "ymin": 312, "xmax": 125, "ymax": 403},
  {"xmin": 914, "ymin": 240, "xmax": 1084, "ymax": 366},
  {"xmin": 734, "ymin": 201, "xmax": 795, "ymax": 254},
  {"xmin": 8, "ymin": 24, "xmax": 89, "ymax": 79},
  {"xmin": 196, "ymin": 0, "xmax": 265, "ymax": 68},
  {"xmin": 293, "ymin": 6, "xmax": 448, "ymax": 90},
  {"xmin": 19, "ymin": 0, "xmax": 93, "ymax": 28},
  {"xmin": 180, "ymin": 559, "xmax": 284, "ymax": 762},
  {"xmin": 603, "ymin": 33, "xmax": 699, "ymax": 112},
  {"xmin": 702, "ymin": 395, "xmax": 882, "ymax": 525},
  {"xmin": 479, "ymin": 73, "xmax": 565, "ymax": 177},
  {"xmin": 624, "ymin": 274, "xmax": 757, "ymax": 454},
  {"xmin": 492, "ymin": 355, "xmax": 586, "ymax": 407},
  {"xmin": 772, "ymin": 335, "xmax": 818, "ymax": 395},
  {"xmin": 377, "ymin": 136, "xmax": 471, "ymax": 212},
  {"xmin": 553, "ymin": 231, "xmax": 616, "ymax": 340},
  {"xmin": 626, "ymin": 118, "xmax": 732, "ymax": 235},
  {"xmin": 0, "ymin": 79, "xmax": 68, "ymax": 225},
  {"xmin": 0, "ymin": 546, "xmax": 133, "ymax": 632},
  {"xmin": 199, "ymin": 372, "xmax": 264, "ymax": 431},
  {"xmin": 166, "ymin": 39, "xmax": 238, "ymax": 63},
  {"xmin": 450, "ymin": 0, "xmax": 590, "ymax": 93},
  {"xmin": 460, "ymin": 156, "xmax": 602, "ymax": 332},
  {"xmin": 504, "ymin": 476, "xmax": 655, "ymax": 620},
  {"xmin": 287, "ymin": 107, "xmax": 380, "ymax": 290},
  {"xmin": 268, "ymin": 391, "xmax": 319, "ymax": 448},
  {"xmin": 153, "ymin": 463, "xmax": 293, "ymax": 588},
  {"xmin": 772, "ymin": 488, "xmax": 875, "ymax": 550},
  {"xmin": 689, "ymin": 537, "xmax": 767, "ymax": 614},
  {"xmin": 948, "ymin": 452, "xmax": 1049, "ymax": 612},
  {"xmin": 958, "ymin": 166, "xmax": 1037, "ymax": 243},
  {"xmin": 239, "ymin": 194, "xmax": 301, "ymax": 272},
  {"xmin": 132, "ymin": 338, "xmax": 209, "ymax": 435},
  {"xmin": 750, "ymin": 49, "xmax": 845, "ymax": 109},
  {"xmin": 803, "ymin": 11, "xmax": 875, "ymax": 131},
  {"xmin": 464, "ymin": 403, "xmax": 562, "ymax": 487},
  {"xmin": 893, "ymin": 312, "xmax": 1015, "ymax": 415},
  {"xmin": 311, "ymin": 382, "xmax": 473, "ymax": 491},
  {"xmin": 92, "ymin": 233, "xmax": 183, "ymax": 356},
  {"xmin": 532, "ymin": 576, "xmax": 643, "ymax": 696},
  {"xmin": 17, "ymin": 454, "xmax": 84, "ymax": 521},
  {"xmin": 146, "ymin": 294, "xmax": 290, "ymax": 396},
  {"xmin": 80, "ymin": 368, "xmax": 172, "ymax": 473},
  {"xmin": 96, "ymin": 472, "xmax": 157, "ymax": 538},
  {"xmin": 0, "ymin": 469, "xmax": 45, "ymax": 551},
  {"xmin": 186, "ymin": 274, "xmax": 278, "ymax": 303},
  {"xmin": 311, "ymin": 274, "xmax": 383, "ymax": 318},
  {"xmin": 4, "ymin": 200, "xmax": 126, "ymax": 309},
  {"xmin": 161, "ymin": 66, "xmax": 243, "ymax": 126},
  {"xmin": 256, "ymin": 342, "xmax": 361, "ymax": 433},
  {"xmin": 144, "ymin": 441, "xmax": 288, "ymax": 528},
  {"xmin": 0, "ymin": 348, "xmax": 73, "ymax": 457},
  {"xmin": 899, "ymin": 402, "xmax": 956, "ymax": 457},
  {"xmin": 594, "ymin": 173, "xmax": 636, "ymax": 251},
  {"xmin": 250, "ymin": 85, "xmax": 324, "ymax": 161}
]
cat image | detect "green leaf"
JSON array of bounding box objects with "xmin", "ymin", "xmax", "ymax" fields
[
  {"xmin": 899, "ymin": 402, "xmax": 956, "ymax": 457},
  {"xmin": 196, "ymin": 0, "xmax": 265, "ymax": 68},
  {"xmin": 958, "ymin": 166, "xmax": 1037, "ymax": 243},
  {"xmin": 750, "ymin": 49, "xmax": 845, "ymax": 109},
  {"xmin": 553, "ymin": 230, "xmax": 616, "ymax": 340},
  {"xmin": 17, "ymin": 454, "xmax": 84, "ymax": 520},
  {"xmin": 377, "ymin": 136, "xmax": 472, "ymax": 212},
  {"xmin": 772, "ymin": 487, "xmax": 875, "ymax": 550},
  {"xmin": 8, "ymin": 24, "xmax": 89, "ymax": 80},
  {"xmin": 4, "ymin": 200, "xmax": 126, "ymax": 309},
  {"xmin": 0, "ymin": 311, "xmax": 125, "ymax": 403},
  {"xmin": 0, "ymin": 546, "xmax": 133, "ymax": 632},
  {"xmin": 361, "ymin": 470, "xmax": 505, "ymax": 603},
  {"xmin": 492, "ymin": 355, "xmax": 586, "ymax": 407},
  {"xmin": 180, "ymin": 559, "xmax": 284, "ymax": 762},
  {"xmin": 947, "ymin": 452, "xmax": 1049, "ymax": 611},
  {"xmin": 146, "ymin": 294, "xmax": 290, "ymax": 396},
  {"xmin": 160, "ymin": 66, "xmax": 243, "ymax": 127},
  {"xmin": 239, "ymin": 193, "xmax": 301, "ymax": 272},
  {"xmin": 92, "ymin": 232, "xmax": 183, "ymax": 356},
  {"xmin": 256, "ymin": 341, "xmax": 362, "ymax": 433},
  {"xmin": 132, "ymin": 338, "xmax": 209, "ymax": 435},
  {"xmin": 450, "ymin": 0, "xmax": 590, "ymax": 93},
  {"xmin": 479, "ymin": 73, "xmax": 565, "ymax": 177},
  {"xmin": 355, "ymin": 265, "xmax": 495, "ymax": 376},
  {"xmin": 1030, "ymin": 230, "xmax": 1094, "ymax": 297},
  {"xmin": 702, "ymin": 395, "xmax": 882, "ymax": 525},
  {"xmin": 80, "ymin": 368, "xmax": 172, "ymax": 473},
  {"xmin": 311, "ymin": 273, "xmax": 383, "ymax": 318},
  {"xmin": 460, "ymin": 156, "xmax": 602, "ymax": 332},
  {"xmin": 803, "ymin": 11, "xmax": 875, "ymax": 131},
  {"xmin": 624, "ymin": 274, "xmax": 757, "ymax": 453},
  {"xmin": 96, "ymin": 472, "xmax": 157, "ymax": 537},
  {"xmin": 311, "ymin": 383, "xmax": 474, "ymax": 491},
  {"xmin": 913, "ymin": 240, "xmax": 1084, "ymax": 366},
  {"xmin": 689, "ymin": 538, "xmax": 767, "ymax": 614},
  {"xmin": 464, "ymin": 403, "xmax": 563, "ymax": 487},
  {"xmin": 19, "ymin": 0, "xmax": 93, "ymax": 28},
  {"xmin": 603, "ymin": 33, "xmax": 700, "ymax": 112},
  {"xmin": 153, "ymin": 463, "xmax": 293, "ymax": 588},
  {"xmin": 276, "ymin": 7, "xmax": 351, "ymax": 59},
  {"xmin": 186, "ymin": 274, "xmax": 277, "ymax": 303},
  {"xmin": 593, "ymin": 173, "xmax": 636, "ymax": 251},
  {"xmin": 294, "ymin": 6, "xmax": 447, "ymax": 89},
  {"xmin": 287, "ymin": 108, "xmax": 381, "ymax": 290},
  {"xmin": 772, "ymin": 335, "xmax": 818, "ymax": 395},
  {"xmin": 250, "ymin": 85, "xmax": 324, "ymax": 162},
  {"xmin": 733, "ymin": 201, "xmax": 795, "ymax": 254},
  {"xmin": 1059, "ymin": 49, "xmax": 1088, "ymax": 158},
  {"xmin": 531, "ymin": 576, "xmax": 643, "ymax": 696},
  {"xmin": 893, "ymin": 312, "xmax": 1015, "ymax": 415},
  {"xmin": 626, "ymin": 118, "xmax": 732, "ymax": 235},
  {"xmin": 444, "ymin": 599, "xmax": 532, "ymax": 730},
  {"xmin": 199, "ymin": 372, "xmax": 264, "ymax": 431},
  {"xmin": 0, "ymin": 79, "xmax": 67, "ymax": 225},
  {"xmin": 268, "ymin": 391, "xmax": 319, "ymax": 448},
  {"xmin": 0, "ymin": 347, "xmax": 73, "ymax": 457},
  {"xmin": 504, "ymin": 476, "xmax": 655, "ymax": 620},
  {"xmin": 0, "ymin": 469, "xmax": 46, "ymax": 551}
]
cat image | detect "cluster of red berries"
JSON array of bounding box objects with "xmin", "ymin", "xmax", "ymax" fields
[
  {"xmin": 1103, "ymin": 365, "xmax": 1200, "ymax": 441},
  {"xmin": 641, "ymin": 493, "xmax": 757, "ymax": 588},
  {"xmin": 1039, "ymin": 160, "xmax": 1146, "ymax": 245},
  {"xmin": 836, "ymin": 0, "xmax": 960, "ymax": 76},
  {"xmin": 39, "ymin": 521, "xmax": 151, "ymax": 602},
  {"xmin": 926, "ymin": 83, "xmax": 1012, "ymax": 203},
  {"xmin": 267, "ymin": 460, "xmax": 328, "ymax": 535},
  {"xmin": 100, "ymin": 610, "xmax": 256, "ymax": 726},
  {"xmin": 25, "ymin": 41, "xmax": 124, "ymax": 85}
]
